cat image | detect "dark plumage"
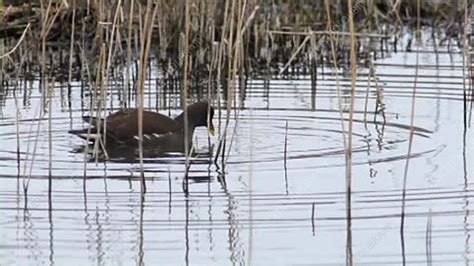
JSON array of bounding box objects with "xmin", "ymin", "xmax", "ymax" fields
[{"xmin": 70, "ymin": 101, "xmax": 215, "ymax": 153}]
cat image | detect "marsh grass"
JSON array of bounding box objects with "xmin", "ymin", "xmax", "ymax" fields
[
  {"xmin": 0, "ymin": 1, "xmax": 471, "ymax": 200},
  {"xmin": 0, "ymin": 3, "xmax": 472, "ymax": 266}
]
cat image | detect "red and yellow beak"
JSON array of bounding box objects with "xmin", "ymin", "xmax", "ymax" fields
[{"xmin": 208, "ymin": 120, "xmax": 215, "ymax": 136}]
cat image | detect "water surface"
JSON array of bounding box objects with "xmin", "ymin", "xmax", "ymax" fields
[{"xmin": 0, "ymin": 36, "xmax": 472, "ymax": 265}]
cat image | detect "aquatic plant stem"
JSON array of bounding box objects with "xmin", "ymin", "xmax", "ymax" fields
[
  {"xmin": 346, "ymin": 0, "xmax": 357, "ymax": 264},
  {"xmin": 125, "ymin": 0, "xmax": 134, "ymax": 108},
  {"xmin": 278, "ymin": 35, "xmax": 311, "ymax": 76},
  {"xmin": 12, "ymin": 52, "xmax": 27, "ymax": 195},
  {"xmin": 212, "ymin": 0, "xmax": 229, "ymax": 167},
  {"xmin": 48, "ymin": 78, "xmax": 54, "ymax": 200},
  {"xmin": 183, "ymin": 0, "xmax": 191, "ymax": 192},
  {"xmin": 137, "ymin": 0, "xmax": 158, "ymax": 194},
  {"xmin": 311, "ymin": 202, "xmax": 316, "ymax": 236},
  {"xmin": 462, "ymin": 0, "xmax": 470, "ymax": 129},
  {"xmin": 401, "ymin": 1, "xmax": 421, "ymax": 265},
  {"xmin": 67, "ymin": 0, "xmax": 76, "ymax": 87},
  {"xmin": 102, "ymin": 0, "xmax": 123, "ymax": 149},
  {"xmin": 284, "ymin": 120, "xmax": 289, "ymax": 193},
  {"xmin": 324, "ymin": 0, "xmax": 347, "ymax": 151},
  {"xmin": 0, "ymin": 23, "xmax": 30, "ymax": 59},
  {"xmin": 324, "ymin": 1, "xmax": 351, "ymax": 262},
  {"xmin": 137, "ymin": 1, "xmax": 149, "ymax": 189}
]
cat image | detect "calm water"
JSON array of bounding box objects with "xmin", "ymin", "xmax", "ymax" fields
[{"xmin": 0, "ymin": 36, "xmax": 473, "ymax": 265}]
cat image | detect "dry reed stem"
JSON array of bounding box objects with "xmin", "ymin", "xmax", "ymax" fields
[
  {"xmin": 324, "ymin": 0, "xmax": 348, "ymax": 150},
  {"xmin": 67, "ymin": 0, "xmax": 76, "ymax": 85},
  {"xmin": 212, "ymin": 0, "xmax": 230, "ymax": 165},
  {"xmin": 284, "ymin": 120, "xmax": 288, "ymax": 168},
  {"xmin": 103, "ymin": 0, "xmax": 123, "ymax": 148},
  {"xmin": 463, "ymin": 0, "xmax": 468, "ymax": 127},
  {"xmin": 137, "ymin": 2, "xmax": 148, "ymax": 194},
  {"xmin": 462, "ymin": 0, "xmax": 472, "ymax": 127},
  {"xmin": 364, "ymin": 65, "xmax": 372, "ymax": 125},
  {"xmin": 12, "ymin": 53, "xmax": 27, "ymax": 191},
  {"xmin": 22, "ymin": 0, "xmax": 56, "ymax": 198},
  {"xmin": 401, "ymin": 0, "xmax": 421, "ymax": 264},
  {"xmin": 223, "ymin": 14, "xmax": 255, "ymax": 163},
  {"xmin": 0, "ymin": 23, "xmax": 30, "ymax": 59},
  {"xmin": 23, "ymin": 101, "xmax": 43, "ymax": 196},
  {"xmin": 246, "ymin": 98, "xmax": 254, "ymax": 265},
  {"xmin": 48, "ymin": 78, "xmax": 54, "ymax": 197},
  {"xmin": 136, "ymin": 0, "xmax": 158, "ymax": 194},
  {"xmin": 347, "ymin": 0, "xmax": 358, "ymax": 264},
  {"xmin": 91, "ymin": 45, "xmax": 106, "ymax": 162},
  {"xmin": 21, "ymin": 101, "xmax": 38, "ymax": 189},
  {"xmin": 224, "ymin": 108, "xmax": 243, "ymax": 164},
  {"xmin": 217, "ymin": 0, "xmax": 255, "ymax": 167},
  {"xmin": 183, "ymin": 0, "xmax": 192, "ymax": 190},
  {"xmin": 42, "ymin": 3, "xmax": 65, "ymax": 40},
  {"xmin": 79, "ymin": 44, "xmax": 94, "ymax": 178},
  {"xmin": 311, "ymin": 202, "xmax": 316, "ymax": 236},
  {"xmin": 125, "ymin": 0, "xmax": 134, "ymax": 107},
  {"xmin": 368, "ymin": 60, "xmax": 384, "ymax": 120},
  {"xmin": 206, "ymin": 43, "xmax": 218, "ymax": 155},
  {"xmin": 278, "ymin": 34, "xmax": 311, "ymax": 76}
]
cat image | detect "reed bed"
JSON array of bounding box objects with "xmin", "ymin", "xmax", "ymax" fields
[
  {"xmin": 0, "ymin": 2, "xmax": 472, "ymax": 266},
  {"xmin": 0, "ymin": 1, "xmax": 469, "ymax": 81},
  {"xmin": 0, "ymin": 0, "xmax": 471, "ymax": 211}
]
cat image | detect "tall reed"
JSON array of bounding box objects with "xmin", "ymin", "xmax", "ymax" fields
[
  {"xmin": 183, "ymin": 0, "xmax": 191, "ymax": 192},
  {"xmin": 400, "ymin": 0, "xmax": 421, "ymax": 264},
  {"xmin": 136, "ymin": 0, "xmax": 159, "ymax": 194}
]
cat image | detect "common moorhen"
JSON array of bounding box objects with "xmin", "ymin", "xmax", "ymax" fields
[{"xmin": 70, "ymin": 101, "xmax": 215, "ymax": 153}]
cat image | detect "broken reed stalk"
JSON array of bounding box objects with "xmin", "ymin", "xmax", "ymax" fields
[
  {"xmin": 183, "ymin": 0, "xmax": 191, "ymax": 191},
  {"xmin": 0, "ymin": 23, "xmax": 31, "ymax": 60},
  {"xmin": 368, "ymin": 60, "xmax": 384, "ymax": 122},
  {"xmin": 279, "ymin": 34, "xmax": 311, "ymax": 76}
]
